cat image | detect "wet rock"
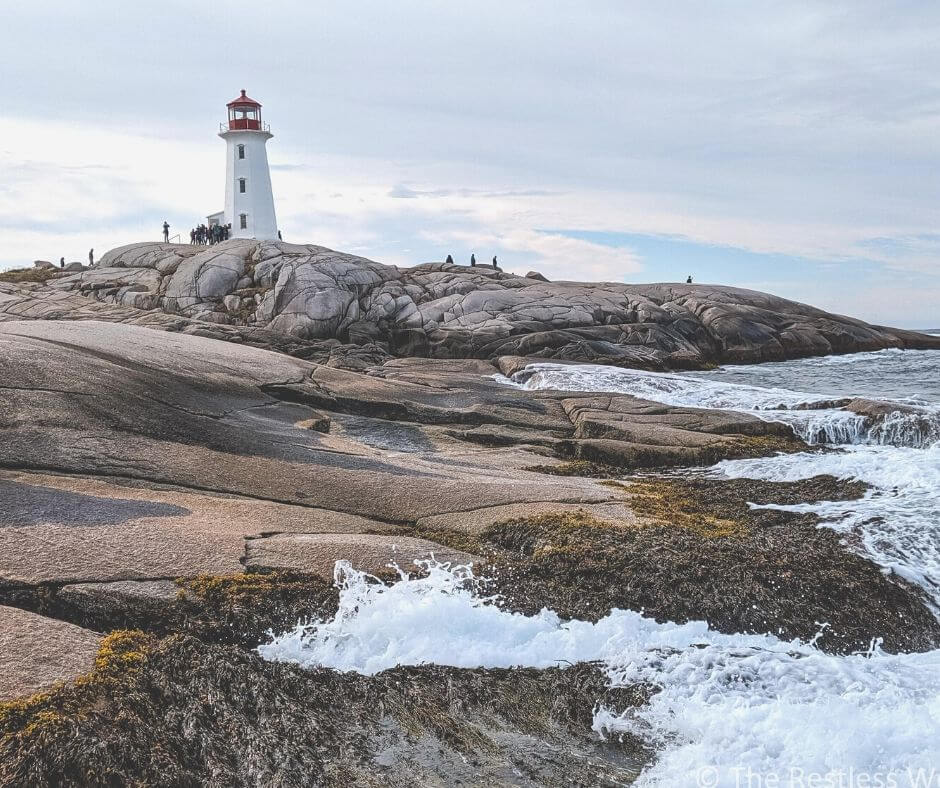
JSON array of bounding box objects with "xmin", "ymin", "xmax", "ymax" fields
[
  {"xmin": 495, "ymin": 354, "xmax": 533, "ymax": 377},
  {"xmin": 0, "ymin": 634, "xmax": 648, "ymax": 786},
  {"xmin": 844, "ymin": 397, "xmax": 930, "ymax": 420},
  {"xmin": 842, "ymin": 398, "xmax": 940, "ymax": 445},
  {"xmin": 56, "ymin": 581, "xmax": 182, "ymax": 633},
  {"xmin": 0, "ymin": 304, "xmax": 932, "ymax": 782}
]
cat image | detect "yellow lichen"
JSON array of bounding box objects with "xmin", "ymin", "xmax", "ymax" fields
[
  {"xmin": 177, "ymin": 570, "xmax": 306, "ymax": 606},
  {"xmin": 623, "ymin": 480, "xmax": 745, "ymax": 539},
  {"xmin": 0, "ymin": 629, "xmax": 153, "ymax": 739}
]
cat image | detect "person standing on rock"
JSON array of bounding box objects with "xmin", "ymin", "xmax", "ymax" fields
[
  {"xmin": 88, "ymin": 249, "xmax": 94, "ymax": 266},
  {"xmin": 445, "ymin": 254, "xmax": 454, "ymax": 264},
  {"xmin": 162, "ymin": 221, "xmax": 170, "ymax": 243},
  {"xmin": 59, "ymin": 257, "xmax": 65, "ymax": 269},
  {"xmin": 686, "ymin": 275, "xmax": 693, "ymax": 284},
  {"xmin": 470, "ymin": 254, "xmax": 476, "ymax": 267},
  {"xmin": 492, "ymin": 256, "xmax": 498, "ymax": 269}
]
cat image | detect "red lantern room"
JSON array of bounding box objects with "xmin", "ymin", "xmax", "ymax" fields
[{"xmin": 225, "ymin": 89, "xmax": 266, "ymax": 131}]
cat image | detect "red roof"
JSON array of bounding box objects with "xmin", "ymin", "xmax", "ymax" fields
[{"xmin": 227, "ymin": 89, "xmax": 262, "ymax": 108}]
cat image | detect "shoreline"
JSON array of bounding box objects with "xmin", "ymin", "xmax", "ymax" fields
[{"xmin": 1, "ymin": 244, "xmax": 939, "ymax": 784}]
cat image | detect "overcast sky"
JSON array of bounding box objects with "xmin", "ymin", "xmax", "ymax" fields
[{"xmin": 2, "ymin": 1, "xmax": 939, "ymax": 326}]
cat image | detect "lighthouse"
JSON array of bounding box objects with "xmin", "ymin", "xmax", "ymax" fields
[{"xmin": 210, "ymin": 90, "xmax": 278, "ymax": 240}]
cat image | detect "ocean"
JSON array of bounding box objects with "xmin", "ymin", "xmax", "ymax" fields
[{"xmin": 261, "ymin": 348, "xmax": 940, "ymax": 787}]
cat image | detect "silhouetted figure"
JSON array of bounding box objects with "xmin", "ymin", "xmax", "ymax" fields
[
  {"xmin": 162, "ymin": 221, "xmax": 170, "ymax": 243},
  {"xmin": 278, "ymin": 230, "xmax": 283, "ymax": 241},
  {"xmin": 88, "ymin": 249, "xmax": 94, "ymax": 266},
  {"xmin": 470, "ymin": 253, "xmax": 476, "ymax": 267},
  {"xmin": 445, "ymin": 254, "xmax": 454, "ymax": 264},
  {"xmin": 686, "ymin": 275, "xmax": 693, "ymax": 284},
  {"xmin": 492, "ymin": 256, "xmax": 498, "ymax": 269},
  {"xmin": 59, "ymin": 257, "xmax": 65, "ymax": 269}
]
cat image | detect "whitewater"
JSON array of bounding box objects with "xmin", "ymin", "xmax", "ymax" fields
[{"xmin": 261, "ymin": 348, "xmax": 940, "ymax": 787}]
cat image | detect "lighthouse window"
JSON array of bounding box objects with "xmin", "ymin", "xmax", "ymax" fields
[
  {"xmin": 239, "ymin": 213, "xmax": 248, "ymax": 229},
  {"xmin": 237, "ymin": 144, "xmax": 245, "ymax": 159},
  {"xmin": 239, "ymin": 178, "xmax": 246, "ymax": 194}
]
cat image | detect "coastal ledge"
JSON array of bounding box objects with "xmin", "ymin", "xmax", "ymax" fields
[
  {"xmin": 1, "ymin": 248, "xmax": 938, "ymax": 783},
  {"xmin": 3, "ymin": 238, "xmax": 937, "ymax": 369}
]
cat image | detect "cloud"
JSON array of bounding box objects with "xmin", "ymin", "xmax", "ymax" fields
[
  {"xmin": 388, "ymin": 184, "xmax": 421, "ymax": 199},
  {"xmin": 2, "ymin": 2, "xmax": 940, "ymax": 325}
]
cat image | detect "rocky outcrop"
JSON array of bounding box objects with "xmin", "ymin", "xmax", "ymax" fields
[
  {"xmin": 29, "ymin": 239, "xmax": 938, "ymax": 369},
  {"xmin": 0, "ymin": 317, "xmax": 933, "ymax": 657},
  {"xmin": 0, "ymin": 307, "xmax": 936, "ymax": 784}
]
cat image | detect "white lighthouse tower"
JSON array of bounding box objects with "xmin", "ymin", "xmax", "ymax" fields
[{"xmin": 212, "ymin": 90, "xmax": 278, "ymax": 240}]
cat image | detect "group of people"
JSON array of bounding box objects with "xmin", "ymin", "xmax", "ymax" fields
[
  {"xmin": 445, "ymin": 253, "xmax": 499, "ymax": 269},
  {"xmin": 188, "ymin": 223, "xmax": 232, "ymax": 245}
]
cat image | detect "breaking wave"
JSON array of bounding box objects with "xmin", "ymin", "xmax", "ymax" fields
[
  {"xmin": 261, "ymin": 560, "xmax": 940, "ymax": 787},
  {"xmin": 508, "ymin": 362, "xmax": 940, "ymax": 449},
  {"xmin": 509, "ymin": 359, "xmax": 940, "ymax": 604},
  {"xmin": 263, "ymin": 348, "xmax": 940, "ymax": 785}
]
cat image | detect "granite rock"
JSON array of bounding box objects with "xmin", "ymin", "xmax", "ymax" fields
[{"xmin": 32, "ymin": 240, "xmax": 939, "ymax": 369}]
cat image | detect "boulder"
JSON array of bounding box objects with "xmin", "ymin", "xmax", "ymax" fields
[{"xmin": 844, "ymin": 397, "xmax": 929, "ymax": 420}]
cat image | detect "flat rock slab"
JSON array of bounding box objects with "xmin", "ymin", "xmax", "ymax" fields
[
  {"xmin": 0, "ymin": 323, "xmax": 612, "ymax": 524},
  {"xmin": 0, "ymin": 605, "xmax": 102, "ymax": 700},
  {"xmin": 59, "ymin": 580, "xmax": 180, "ymax": 606},
  {"xmin": 0, "ymin": 470, "xmax": 397, "ymax": 584},
  {"xmin": 245, "ymin": 533, "xmax": 479, "ymax": 578}
]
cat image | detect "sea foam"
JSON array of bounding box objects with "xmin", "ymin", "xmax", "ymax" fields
[
  {"xmin": 260, "ymin": 560, "xmax": 940, "ymax": 787},
  {"xmin": 513, "ymin": 361, "xmax": 940, "ymax": 603},
  {"xmin": 261, "ymin": 354, "xmax": 940, "ymax": 785}
]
